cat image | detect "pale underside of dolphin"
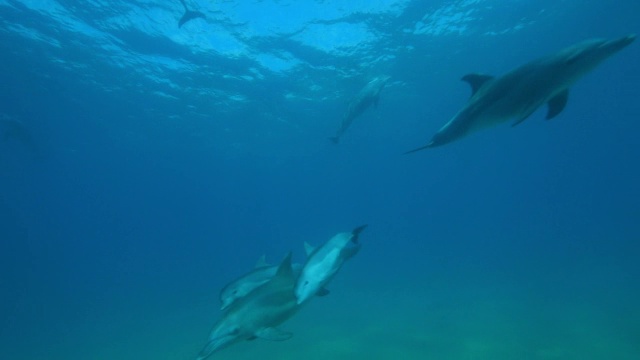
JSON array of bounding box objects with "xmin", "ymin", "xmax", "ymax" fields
[
  {"xmin": 196, "ymin": 253, "xmax": 299, "ymax": 360},
  {"xmin": 295, "ymin": 225, "xmax": 367, "ymax": 305},
  {"xmin": 405, "ymin": 34, "xmax": 636, "ymax": 153},
  {"xmin": 331, "ymin": 76, "xmax": 390, "ymax": 144}
]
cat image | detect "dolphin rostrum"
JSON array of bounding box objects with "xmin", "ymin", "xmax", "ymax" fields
[
  {"xmin": 405, "ymin": 34, "xmax": 636, "ymax": 153},
  {"xmin": 196, "ymin": 253, "xmax": 299, "ymax": 360},
  {"xmin": 178, "ymin": 0, "xmax": 205, "ymax": 28},
  {"xmin": 219, "ymin": 256, "xmax": 302, "ymax": 311},
  {"xmin": 331, "ymin": 76, "xmax": 390, "ymax": 144},
  {"xmin": 295, "ymin": 225, "xmax": 367, "ymax": 305}
]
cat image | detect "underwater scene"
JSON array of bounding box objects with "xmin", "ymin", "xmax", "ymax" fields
[{"xmin": 1, "ymin": 1, "xmax": 639, "ymax": 359}]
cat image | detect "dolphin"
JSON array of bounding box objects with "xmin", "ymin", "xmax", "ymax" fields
[
  {"xmin": 331, "ymin": 76, "xmax": 390, "ymax": 144},
  {"xmin": 0, "ymin": 116, "xmax": 40, "ymax": 157},
  {"xmin": 178, "ymin": 0, "xmax": 205, "ymax": 28},
  {"xmin": 196, "ymin": 253, "xmax": 299, "ymax": 360},
  {"xmin": 405, "ymin": 34, "xmax": 636, "ymax": 153},
  {"xmin": 295, "ymin": 225, "xmax": 367, "ymax": 305},
  {"xmin": 219, "ymin": 256, "xmax": 303, "ymax": 311}
]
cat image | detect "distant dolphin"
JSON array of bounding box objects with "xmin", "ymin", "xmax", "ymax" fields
[
  {"xmin": 219, "ymin": 256, "xmax": 303, "ymax": 311},
  {"xmin": 331, "ymin": 76, "xmax": 390, "ymax": 144},
  {"xmin": 295, "ymin": 225, "xmax": 367, "ymax": 305},
  {"xmin": 196, "ymin": 253, "xmax": 299, "ymax": 360},
  {"xmin": 405, "ymin": 34, "xmax": 636, "ymax": 153},
  {"xmin": 178, "ymin": 0, "xmax": 205, "ymax": 28},
  {"xmin": 0, "ymin": 116, "xmax": 39, "ymax": 156}
]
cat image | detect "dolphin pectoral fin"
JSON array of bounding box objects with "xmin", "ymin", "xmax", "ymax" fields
[
  {"xmin": 316, "ymin": 288, "xmax": 330, "ymax": 297},
  {"xmin": 255, "ymin": 327, "xmax": 293, "ymax": 341},
  {"xmin": 546, "ymin": 89, "xmax": 569, "ymax": 120},
  {"xmin": 461, "ymin": 73, "xmax": 494, "ymax": 97},
  {"xmin": 304, "ymin": 242, "xmax": 316, "ymax": 256}
]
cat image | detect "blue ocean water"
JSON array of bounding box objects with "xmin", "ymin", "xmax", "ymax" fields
[{"xmin": 1, "ymin": 0, "xmax": 639, "ymax": 359}]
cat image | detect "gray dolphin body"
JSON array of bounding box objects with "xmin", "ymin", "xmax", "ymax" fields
[
  {"xmin": 196, "ymin": 253, "xmax": 299, "ymax": 360},
  {"xmin": 331, "ymin": 76, "xmax": 390, "ymax": 143},
  {"xmin": 219, "ymin": 258, "xmax": 302, "ymax": 311},
  {"xmin": 406, "ymin": 34, "xmax": 636, "ymax": 153},
  {"xmin": 295, "ymin": 225, "xmax": 367, "ymax": 305}
]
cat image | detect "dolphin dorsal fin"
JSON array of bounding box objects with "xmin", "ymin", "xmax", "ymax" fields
[
  {"xmin": 274, "ymin": 252, "xmax": 294, "ymax": 280},
  {"xmin": 255, "ymin": 255, "xmax": 269, "ymax": 268},
  {"xmin": 304, "ymin": 242, "xmax": 315, "ymax": 256},
  {"xmin": 546, "ymin": 89, "xmax": 569, "ymax": 120},
  {"xmin": 461, "ymin": 74, "xmax": 494, "ymax": 96}
]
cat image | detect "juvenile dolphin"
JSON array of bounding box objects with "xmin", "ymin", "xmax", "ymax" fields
[
  {"xmin": 219, "ymin": 256, "xmax": 302, "ymax": 311},
  {"xmin": 0, "ymin": 116, "xmax": 39, "ymax": 157},
  {"xmin": 295, "ymin": 225, "xmax": 367, "ymax": 305},
  {"xmin": 405, "ymin": 34, "xmax": 636, "ymax": 153},
  {"xmin": 331, "ymin": 76, "xmax": 390, "ymax": 144},
  {"xmin": 178, "ymin": 0, "xmax": 205, "ymax": 28},
  {"xmin": 196, "ymin": 253, "xmax": 299, "ymax": 360}
]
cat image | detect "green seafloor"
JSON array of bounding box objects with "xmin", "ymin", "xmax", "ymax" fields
[{"xmin": 23, "ymin": 272, "xmax": 638, "ymax": 360}]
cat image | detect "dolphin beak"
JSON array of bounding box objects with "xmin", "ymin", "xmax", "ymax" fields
[
  {"xmin": 197, "ymin": 334, "xmax": 235, "ymax": 360},
  {"xmin": 605, "ymin": 34, "xmax": 636, "ymax": 52}
]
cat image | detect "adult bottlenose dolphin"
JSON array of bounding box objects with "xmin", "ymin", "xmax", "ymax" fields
[
  {"xmin": 196, "ymin": 253, "xmax": 299, "ymax": 360},
  {"xmin": 405, "ymin": 34, "xmax": 636, "ymax": 153},
  {"xmin": 219, "ymin": 256, "xmax": 302, "ymax": 311},
  {"xmin": 178, "ymin": 0, "xmax": 205, "ymax": 28},
  {"xmin": 331, "ymin": 76, "xmax": 390, "ymax": 144},
  {"xmin": 295, "ymin": 225, "xmax": 367, "ymax": 305}
]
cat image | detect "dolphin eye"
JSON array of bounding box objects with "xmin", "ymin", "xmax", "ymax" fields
[{"xmin": 304, "ymin": 280, "xmax": 309, "ymax": 286}]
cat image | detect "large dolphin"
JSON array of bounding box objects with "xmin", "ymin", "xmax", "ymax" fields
[
  {"xmin": 405, "ymin": 34, "xmax": 636, "ymax": 153},
  {"xmin": 331, "ymin": 76, "xmax": 390, "ymax": 144},
  {"xmin": 196, "ymin": 253, "xmax": 299, "ymax": 360},
  {"xmin": 295, "ymin": 225, "xmax": 367, "ymax": 305},
  {"xmin": 219, "ymin": 256, "xmax": 303, "ymax": 311},
  {"xmin": 178, "ymin": 0, "xmax": 205, "ymax": 28}
]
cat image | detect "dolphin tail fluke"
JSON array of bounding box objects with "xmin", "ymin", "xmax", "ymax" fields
[
  {"xmin": 403, "ymin": 142, "xmax": 434, "ymax": 154},
  {"xmin": 351, "ymin": 224, "xmax": 368, "ymax": 243},
  {"xmin": 329, "ymin": 136, "xmax": 340, "ymax": 144},
  {"xmin": 179, "ymin": 10, "xmax": 205, "ymax": 28}
]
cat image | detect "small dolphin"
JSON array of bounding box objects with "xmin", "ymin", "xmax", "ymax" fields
[
  {"xmin": 219, "ymin": 256, "xmax": 303, "ymax": 311},
  {"xmin": 331, "ymin": 76, "xmax": 390, "ymax": 144},
  {"xmin": 295, "ymin": 225, "xmax": 367, "ymax": 305},
  {"xmin": 178, "ymin": 0, "xmax": 205, "ymax": 28},
  {"xmin": 196, "ymin": 253, "xmax": 299, "ymax": 360},
  {"xmin": 0, "ymin": 116, "xmax": 39, "ymax": 157},
  {"xmin": 405, "ymin": 34, "xmax": 636, "ymax": 152}
]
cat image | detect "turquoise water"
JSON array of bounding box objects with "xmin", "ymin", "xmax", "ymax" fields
[{"xmin": 1, "ymin": 1, "xmax": 639, "ymax": 359}]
